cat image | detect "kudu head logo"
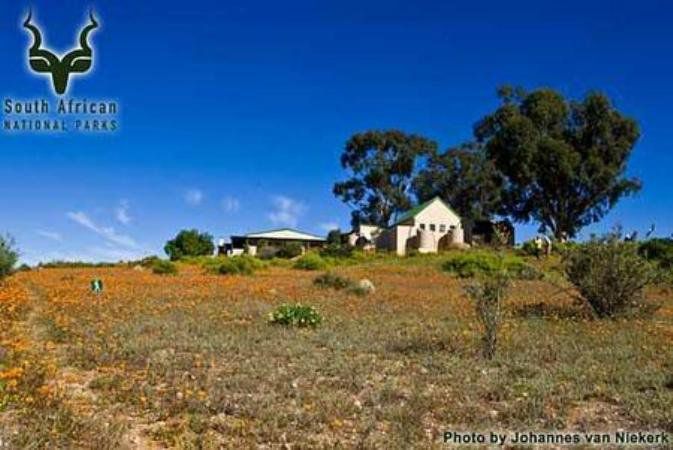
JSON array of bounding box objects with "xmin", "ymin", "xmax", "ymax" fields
[{"xmin": 23, "ymin": 10, "xmax": 99, "ymax": 95}]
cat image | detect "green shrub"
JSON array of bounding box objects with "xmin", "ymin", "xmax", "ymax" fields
[
  {"xmin": 267, "ymin": 304, "xmax": 322, "ymax": 327},
  {"xmin": 465, "ymin": 273, "xmax": 509, "ymax": 360},
  {"xmin": 565, "ymin": 233, "xmax": 657, "ymax": 318},
  {"xmin": 294, "ymin": 253, "xmax": 328, "ymax": 271},
  {"xmin": 257, "ymin": 245, "xmax": 279, "ymax": 260},
  {"xmin": 553, "ymin": 241, "xmax": 579, "ymax": 256},
  {"xmin": 152, "ymin": 260, "xmax": 178, "ymax": 275},
  {"xmin": 639, "ymin": 238, "xmax": 673, "ymax": 269},
  {"xmin": 276, "ymin": 242, "xmax": 304, "ymax": 259},
  {"xmin": 213, "ymin": 256, "xmax": 266, "ymax": 275},
  {"xmin": 320, "ymin": 243, "xmax": 354, "ymax": 258},
  {"xmin": 164, "ymin": 229, "xmax": 214, "ymax": 261},
  {"xmin": 519, "ymin": 239, "xmax": 539, "ymax": 257},
  {"xmin": 257, "ymin": 242, "xmax": 304, "ymax": 260},
  {"xmin": 313, "ymin": 272, "xmax": 353, "ymax": 290},
  {"xmin": 442, "ymin": 252, "xmax": 539, "ymax": 279},
  {"xmin": 0, "ymin": 234, "xmax": 19, "ymax": 280}
]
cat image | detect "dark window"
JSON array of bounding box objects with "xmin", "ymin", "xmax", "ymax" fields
[
  {"xmin": 439, "ymin": 224, "xmax": 446, "ymax": 232},
  {"xmin": 430, "ymin": 224, "xmax": 436, "ymax": 231},
  {"xmin": 420, "ymin": 224, "xmax": 426, "ymax": 230}
]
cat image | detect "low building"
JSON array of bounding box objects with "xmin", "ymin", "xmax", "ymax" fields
[
  {"xmin": 343, "ymin": 196, "xmax": 466, "ymax": 256},
  {"xmin": 218, "ymin": 228, "xmax": 326, "ymax": 256}
]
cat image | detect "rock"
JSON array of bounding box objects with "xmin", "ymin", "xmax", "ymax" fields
[
  {"xmin": 357, "ymin": 279, "xmax": 376, "ymax": 294},
  {"xmin": 133, "ymin": 265, "xmax": 144, "ymax": 271}
]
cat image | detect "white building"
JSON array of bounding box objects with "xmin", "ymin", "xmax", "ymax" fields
[
  {"xmin": 345, "ymin": 197, "xmax": 466, "ymax": 255},
  {"xmin": 219, "ymin": 228, "xmax": 326, "ymax": 256}
]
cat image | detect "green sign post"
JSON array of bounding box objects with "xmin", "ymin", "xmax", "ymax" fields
[{"xmin": 90, "ymin": 278, "xmax": 103, "ymax": 294}]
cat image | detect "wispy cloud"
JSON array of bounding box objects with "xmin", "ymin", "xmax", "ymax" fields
[
  {"xmin": 115, "ymin": 199, "xmax": 132, "ymax": 225},
  {"xmin": 221, "ymin": 196, "xmax": 240, "ymax": 213},
  {"xmin": 184, "ymin": 189, "xmax": 204, "ymax": 206},
  {"xmin": 268, "ymin": 195, "xmax": 305, "ymax": 228},
  {"xmin": 36, "ymin": 230, "xmax": 63, "ymax": 242},
  {"xmin": 67, "ymin": 211, "xmax": 138, "ymax": 248}
]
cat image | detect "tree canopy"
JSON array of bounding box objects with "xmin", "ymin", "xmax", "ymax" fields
[
  {"xmin": 413, "ymin": 143, "xmax": 504, "ymax": 222},
  {"xmin": 333, "ymin": 130, "xmax": 437, "ymax": 227},
  {"xmin": 164, "ymin": 229, "xmax": 214, "ymax": 261},
  {"xmin": 474, "ymin": 86, "xmax": 641, "ymax": 239}
]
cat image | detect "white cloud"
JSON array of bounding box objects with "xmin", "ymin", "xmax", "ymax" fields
[
  {"xmin": 268, "ymin": 195, "xmax": 305, "ymax": 228},
  {"xmin": 221, "ymin": 196, "xmax": 240, "ymax": 213},
  {"xmin": 67, "ymin": 211, "xmax": 138, "ymax": 248},
  {"xmin": 184, "ymin": 189, "xmax": 204, "ymax": 206},
  {"xmin": 36, "ymin": 230, "xmax": 63, "ymax": 242},
  {"xmin": 319, "ymin": 222, "xmax": 340, "ymax": 232},
  {"xmin": 115, "ymin": 199, "xmax": 132, "ymax": 225}
]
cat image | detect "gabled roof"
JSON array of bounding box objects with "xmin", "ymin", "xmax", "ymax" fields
[
  {"xmin": 240, "ymin": 228, "xmax": 326, "ymax": 241},
  {"xmin": 392, "ymin": 196, "xmax": 461, "ymax": 226}
]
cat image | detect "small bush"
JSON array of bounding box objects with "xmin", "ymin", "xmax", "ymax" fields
[
  {"xmin": 565, "ymin": 232, "xmax": 657, "ymax": 318},
  {"xmin": 0, "ymin": 234, "xmax": 19, "ymax": 280},
  {"xmin": 553, "ymin": 241, "xmax": 579, "ymax": 256},
  {"xmin": 257, "ymin": 245, "xmax": 279, "ymax": 260},
  {"xmin": 152, "ymin": 260, "xmax": 178, "ymax": 275},
  {"xmin": 465, "ymin": 273, "xmax": 509, "ymax": 360},
  {"xmin": 320, "ymin": 243, "xmax": 354, "ymax": 258},
  {"xmin": 519, "ymin": 239, "xmax": 539, "ymax": 257},
  {"xmin": 276, "ymin": 242, "xmax": 305, "ymax": 259},
  {"xmin": 313, "ymin": 272, "xmax": 353, "ymax": 290},
  {"xmin": 349, "ymin": 279, "xmax": 376, "ymax": 296},
  {"xmin": 257, "ymin": 242, "xmax": 304, "ymax": 260},
  {"xmin": 442, "ymin": 252, "xmax": 539, "ymax": 279},
  {"xmin": 214, "ymin": 256, "xmax": 265, "ymax": 275},
  {"xmin": 294, "ymin": 253, "xmax": 328, "ymax": 271},
  {"xmin": 267, "ymin": 304, "xmax": 322, "ymax": 327}
]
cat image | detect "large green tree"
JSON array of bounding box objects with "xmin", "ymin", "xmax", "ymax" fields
[
  {"xmin": 474, "ymin": 86, "xmax": 641, "ymax": 239},
  {"xmin": 413, "ymin": 143, "xmax": 504, "ymax": 222},
  {"xmin": 333, "ymin": 130, "xmax": 437, "ymax": 227},
  {"xmin": 164, "ymin": 229, "xmax": 214, "ymax": 261}
]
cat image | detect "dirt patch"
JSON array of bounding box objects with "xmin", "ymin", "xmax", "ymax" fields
[{"xmin": 566, "ymin": 401, "xmax": 637, "ymax": 431}]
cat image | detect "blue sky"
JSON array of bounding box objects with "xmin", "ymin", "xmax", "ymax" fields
[{"xmin": 1, "ymin": 0, "xmax": 672, "ymax": 264}]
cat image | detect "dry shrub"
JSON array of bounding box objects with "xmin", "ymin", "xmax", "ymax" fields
[
  {"xmin": 565, "ymin": 232, "xmax": 657, "ymax": 318},
  {"xmin": 465, "ymin": 273, "xmax": 510, "ymax": 359}
]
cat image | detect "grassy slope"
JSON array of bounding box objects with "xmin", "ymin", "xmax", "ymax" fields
[{"xmin": 0, "ymin": 255, "xmax": 671, "ymax": 448}]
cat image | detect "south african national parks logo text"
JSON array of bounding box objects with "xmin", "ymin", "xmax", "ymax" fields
[{"xmin": 2, "ymin": 9, "xmax": 119, "ymax": 134}]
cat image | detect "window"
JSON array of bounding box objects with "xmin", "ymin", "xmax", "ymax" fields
[
  {"xmin": 430, "ymin": 224, "xmax": 436, "ymax": 231},
  {"xmin": 420, "ymin": 224, "xmax": 426, "ymax": 230},
  {"xmin": 439, "ymin": 224, "xmax": 446, "ymax": 233}
]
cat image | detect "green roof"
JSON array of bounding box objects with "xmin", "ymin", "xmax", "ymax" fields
[{"xmin": 392, "ymin": 196, "xmax": 461, "ymax": 226}]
